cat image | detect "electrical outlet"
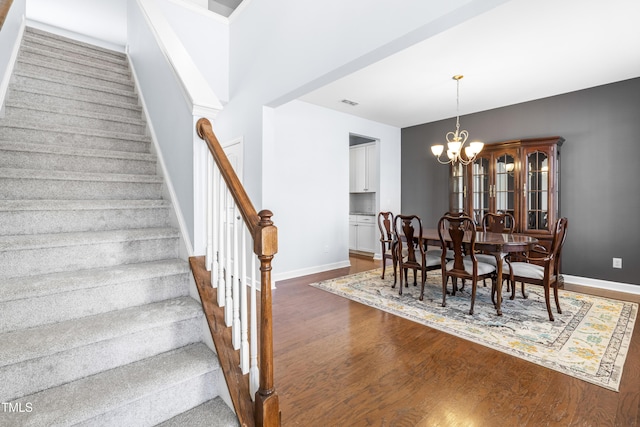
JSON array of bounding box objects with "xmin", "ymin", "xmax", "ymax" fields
[{"xmin": 613, "ymin": 258, "xmax": 622, "ymax": 269}]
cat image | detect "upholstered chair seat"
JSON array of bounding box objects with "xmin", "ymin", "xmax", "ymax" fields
[
  {"xmin": 448, "ymin": 258, "xmax": 496, "ymax": 276},
  {"xmin": 509, "ymin": 262, "xmax": 545, "ymax": 280}
]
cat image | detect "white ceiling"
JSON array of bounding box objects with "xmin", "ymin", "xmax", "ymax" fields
[{"xmin": 298, "ymin": 0, "xmax": 640, "ymax": 128}]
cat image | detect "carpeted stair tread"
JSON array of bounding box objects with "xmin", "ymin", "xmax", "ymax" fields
[
  {"xmin": 2, "ymin": 106, "xmax": 146, "ymax": 136},
  {"xmin": 0, "ymin": 259, "xmax": 190, "ymax": 333},
  {"xmin": 0, "ymin": 199, "xmax": 172, "ymax": 236},
  {"xmin": 24, "ymin": 27, "xmax": 127, "ymax": 63},
  {"xmin": 0, "ymin": 227, "xmax": 179, "ymax": 252},
  {"xmin": 2, "ymin": 343, "xmax": 218, "ymax": 427},
  {"xmin": 12, "ymin": 70, "xmax": 139, "ymax": 104},
  {"xmin": 0, "ymin": 296, "xmax": 201, "ymax": 367},
  {"xmin": 13, "ymin": 66, "xmax": 136, "ymax": 98},
  {"xmin": 0, "ymin": 259, "xmax": 188, "ymax": 303},
  {"xmin": 0, "ymin": 174, "xmax": 163, "ymax": 201},
  {"xmin": 0, "ymin": 297, "xmax": 203, "ymax": 400},
  {"xmin": 19, "ymin": 44, "xmax": 131, "ymax": 77},
  {"xmin": 0, "ymin": 140, "xmax": 154, "ymax": 162},
  {"xmin": 3, "ymin": 99, "xmax": 146, "ymax": 128},
  {"xmin": 0, "ymin": 117, "xmax": 150, "ymax": 142},
  {"xmin": 0, "ymin": 230, "xmax": 179, "ymax": 279},
  {"xmin": 0, "ymin": 168, "xmax": 164, "ymax": 201},
  {"xmin": 16, "ymin": 54, "xmax": 133, "ymax": 91},
  {"xmin": 0, "ymin": 122, "xmax": 151, "ymax": 153},
  {"xmin": 0, "ymin": 199, "xmax": 170, "ymax": 212},
  {"xmin": 0, "ymin": 142, "xmax": 156, "ymax": 175},
  {"xmin": 0, "ymin": 168, "xmax": 164, "ymax": 200},
  {"xmin": 157, "ymin": 397, "xmax": 240, "ymax": 427},
  {"xmin": 6, "ymin": 86, "xmax": 143, "ymax": 119},
  {"xmin": 0, "ymin": 167, "xmax": 162, "ymax": 183}
]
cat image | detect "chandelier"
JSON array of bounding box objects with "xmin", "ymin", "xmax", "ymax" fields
[{"xmin": 430, "ymin": 75, "xmax": 484, "ymax": 165}]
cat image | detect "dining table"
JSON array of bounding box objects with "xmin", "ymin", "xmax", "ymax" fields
[{"xmin": 419, "ymin": 228, "xmax": 539, "ymax": 316}]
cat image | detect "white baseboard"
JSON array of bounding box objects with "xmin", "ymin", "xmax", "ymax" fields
[
  {"xmin": 274, "ymin": 260, "xmax": 351, "ymax": 284},
  {"xmin": 563, "ymin": 275, "xmax": 640, "ymax": 295}
]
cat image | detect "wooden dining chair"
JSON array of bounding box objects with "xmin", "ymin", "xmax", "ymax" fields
[
  {"xmin": 508, "ymin": 217, "xmax": 568, "ymax": 321},
  {"xmin": 393, "ymin": 214, "xmax": 440, "ymax": 300},
  {"xmin": 438, "ymin": 213, "xmax": 497, "ymax": 315},
  {"xmin": 482, "ymin": 211, "xmax": 515, "ymax": 234},
  {"xmin": 476, "ymin": 211, "xmax": 516, "ymax": 289},
  {"xmin": 377, "ymin": 211, "xmax": 398, "ymax": 285}
]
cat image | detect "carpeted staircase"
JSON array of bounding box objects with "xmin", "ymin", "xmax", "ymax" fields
[{"xmin": 0, "ymin": 27, "xmax": 238, "ymax": 426}]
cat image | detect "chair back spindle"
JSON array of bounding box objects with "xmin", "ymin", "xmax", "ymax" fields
[{"xmin": 482, "ymin": 212, "xmax": 515, "ymax": 234}]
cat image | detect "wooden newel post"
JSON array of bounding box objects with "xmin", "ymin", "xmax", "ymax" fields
[{"xmin": 254, "ymin": 210, "xmax": 280, "ymax": 427}]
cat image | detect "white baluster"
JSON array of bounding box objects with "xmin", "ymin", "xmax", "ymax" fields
[
  {"xmin": 210, "ymin": 165, "xmax": 219, "ymax": 287},
  {"xmin": 205, "ymin": 155, "xmax": 213, "ymax": 271},
  {"xmin": 232, "ymin": 213, "xmax": 241, "ymax": 349},
  {"xmin": 217, "ymin": 172, "xmax": 225, "ymax": 304},
  {"xmin": 249, "ymin": 253, "xmax": 259, "ymax": 400},
  {"xmin": 240, "ymin": 225, "xmax": 249, "ymax": 374},
  {"xmin": 224, "ymin": 188, "xmax": 233, "ymax": 326}
]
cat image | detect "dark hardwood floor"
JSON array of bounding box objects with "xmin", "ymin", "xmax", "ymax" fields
[{"xmin": 272, "ymin": 255, "xmax": 640, "ymax": 426}]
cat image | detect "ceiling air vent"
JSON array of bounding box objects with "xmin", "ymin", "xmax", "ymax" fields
[{"xmin": 340, "ymin": 99, "xmax": 359, "ymax": 106}]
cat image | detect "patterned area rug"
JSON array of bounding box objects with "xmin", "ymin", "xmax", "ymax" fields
[{"xmin": 310, "ymin": 268, "xmax": 637, "ymax": 391}]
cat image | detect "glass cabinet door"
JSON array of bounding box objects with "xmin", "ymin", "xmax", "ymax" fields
[
  {"xmin": 450, "ymin": 162, "xmax": 467, "ymax": 214},
  {"xmin": 525, "ymin": 150, "xmax": 549, "ymax": 231},
  {"xmin": 494, "ymin": 152, "xmax": 516, "ymax": 221},
  {"xmin": 471, "ymin": 157, "xmax": 490, "ymax": 225}
]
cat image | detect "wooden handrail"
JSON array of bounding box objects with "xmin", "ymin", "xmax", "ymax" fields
[
  {"xmin": 0, "ymin": 0, "xmax": 14, "ymax": 30},
  {"xmin": 196, "ymin": 118, "xmax": 280, "ymax": 427},
  {"xmin": 196, "ymin": 118, "xmax": 259, "ymax": 236}
]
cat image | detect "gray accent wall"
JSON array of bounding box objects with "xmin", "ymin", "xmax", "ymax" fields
[{"xmin": 401, "ymin": 77, "xmax": 640, "ymax": 286}]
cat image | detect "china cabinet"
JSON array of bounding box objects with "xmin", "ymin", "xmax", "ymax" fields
[{"xmin": 449, "ymin": 136, "xmax": 564, "ymax": 248}]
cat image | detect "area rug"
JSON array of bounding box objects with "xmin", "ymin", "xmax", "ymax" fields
[{"xmin": 310, "ymin": 268, "xmax": 637, "ymax": 391}]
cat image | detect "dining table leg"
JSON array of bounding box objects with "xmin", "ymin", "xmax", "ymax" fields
[{"xmin": 493, "ymin": 252, "xmax": 504, "ymax": 316}]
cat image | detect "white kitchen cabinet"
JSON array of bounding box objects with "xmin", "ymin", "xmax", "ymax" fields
[
  {"xmin": 348, "ymin": 215, "xmax": 377, "ymax": 253},
  {"xmin": 348, "ymin": 222, "xmax": 358, "ymax": 250},
  {"xmin": 349, "ymin": 143, "xmax": 377, "ymax": 193}
]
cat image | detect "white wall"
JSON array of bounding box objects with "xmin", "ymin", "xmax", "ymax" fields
[
  {"xmin": 213, "ymin": 0, "xmax": 510, "ymax": 208},
  {"xmin": 210, "ymin": 0, "xmax": 508, "ymax": 278},
  {"xmin": 265, "ymin": 100, "xmax": 400, "ymax": 280},
  {"xmin": 27, "ymin": 0, "xmax": 127, "ymax": 50},
  {"xmin": 155, "ymin": 0, "xmax": 229, "ymax": 103},
  {"xmin": 128, "ymin": 0, "xmax": 196, "ymax": 248}
]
